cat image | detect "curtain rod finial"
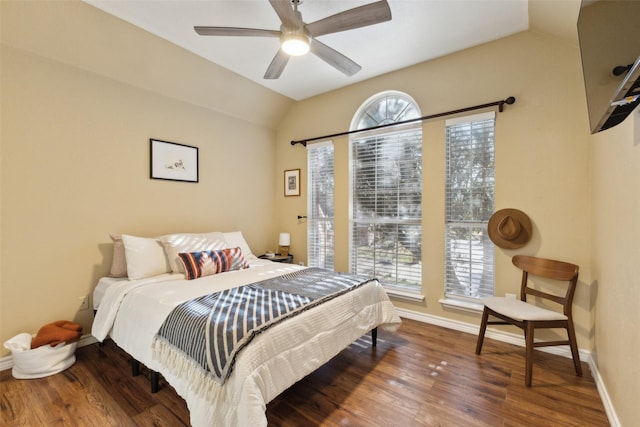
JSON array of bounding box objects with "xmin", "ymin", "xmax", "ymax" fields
[{"xmin": 499, "ymin": 96, "xmax": 516, "ymax": 112}]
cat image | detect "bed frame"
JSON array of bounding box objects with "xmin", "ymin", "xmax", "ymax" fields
[{"xmin": 130, "ymin": 327, "xmax": 378, "ymax": 393}]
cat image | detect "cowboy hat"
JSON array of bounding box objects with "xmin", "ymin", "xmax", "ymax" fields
[{"xmin": 487, "ymin": 208, "xmax": 532, "ymax": 249}]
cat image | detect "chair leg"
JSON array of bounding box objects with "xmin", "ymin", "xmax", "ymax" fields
[
  {"xmin": 525, "ymin": 322, "xmax": 535, "ymax": 387},
  {"xmin": 566, "ymin": 320, "xmax": 583, "ymax": 377},
  {"xmin": 476, "ymin": 307, "xmax": 489, "ymax": 355}
]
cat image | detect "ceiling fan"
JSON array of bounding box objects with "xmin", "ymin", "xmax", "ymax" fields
[{"xmin": 194, "ymin": 0, "xmax": 392, "ymax": 79}]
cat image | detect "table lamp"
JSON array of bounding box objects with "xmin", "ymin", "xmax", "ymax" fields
[{"xmin": 279, "ymin": 232, "xmax": 290, "ymax": 257}]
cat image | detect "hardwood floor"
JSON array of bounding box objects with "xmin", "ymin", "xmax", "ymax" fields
[{"xmin": 0, "ymin": 318, "xmax": 609, "ymax": 426}]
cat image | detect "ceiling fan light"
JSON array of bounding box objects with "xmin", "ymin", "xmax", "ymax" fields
[{"xmin": 282, "ymin": 34, "xmax": 310, "ymax": 56}]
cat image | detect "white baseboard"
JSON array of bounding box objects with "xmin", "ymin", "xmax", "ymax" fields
[
  {"xmin": 0, "ymin": 334, "xmax": 98, "ymax": 372},
  {"xmin": 587, "ymin": 356, "xmax": 620, "ymax": 427},
  {"xmin": 395, "ymin": 307, "xmax": 619, "ymax": 427}
]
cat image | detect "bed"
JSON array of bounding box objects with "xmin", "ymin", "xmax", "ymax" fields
[{"xmin": 91, "ymin": 231, "xmax": 401, "ymax": 426}]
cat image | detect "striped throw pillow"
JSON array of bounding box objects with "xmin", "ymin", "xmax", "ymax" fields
[{"xmin": 178, "ymin": 247, "xmax": 249, "ymax": 280}]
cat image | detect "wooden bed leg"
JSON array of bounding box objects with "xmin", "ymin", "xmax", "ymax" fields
[
  {"xmin": 131, "ymin": 359, "xmax": 140, "ymax": 377},
  {"xmin": 150, "ymin": 371, "xmax": 160, "ymax": 394},
  {"xmin": 372, "ymin": 327, "xmax": 378, "ymax": 347}
]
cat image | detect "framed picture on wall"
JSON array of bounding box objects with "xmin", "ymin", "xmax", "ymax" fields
[
  {"xmin": 284, "ymin": 169, "xmax": 300, "ymax": 197},
  {"xmin": 150, "ymin": 139, "xmax": 199, "ymax": 183}
]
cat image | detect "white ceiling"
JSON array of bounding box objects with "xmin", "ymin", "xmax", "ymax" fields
[{"xmin": 84, "ymin": 0, "xmax": 529, "ymax": 101}]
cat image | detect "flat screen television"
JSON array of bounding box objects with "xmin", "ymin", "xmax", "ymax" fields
[{"xmin": 578, "ymin": 0, "xmax": 640, "ymax": 133}]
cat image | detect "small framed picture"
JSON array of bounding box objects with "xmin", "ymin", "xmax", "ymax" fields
[
  {"xmin": 284, "ymin": 169, "xmax": 300, "ymax": 197},
  {"xmin": 150, "ymin": 139, "xmax": 198, "ymax": 183}
]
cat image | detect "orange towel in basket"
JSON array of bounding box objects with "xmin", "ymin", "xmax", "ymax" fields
[{"xmin": 31, "ymin": 320, "xmax": 83, "ymax": 349}]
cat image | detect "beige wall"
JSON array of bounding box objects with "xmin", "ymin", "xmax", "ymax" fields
[
  {"xmin": 2, "ymin": 0, "xmax": 638, "ymax": 423},
  {"xmin": 275, "ymin": 30, "xmax": 594, "ymax": 346},
  {"xmin": 0, "ymin": 1, "xmax": 292, "ymax": 353},
  {"xmin": 275, "ymin": 25, "xmax": 640, "ymax": 424},
  {"xmin": 1, "ymin": 0, "xmax": 291, "ymax": 129},
  {"xmin": 591, "ymin": 109, "xmax": 640, "ymax": 427}
]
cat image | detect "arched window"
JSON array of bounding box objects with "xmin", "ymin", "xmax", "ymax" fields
[{"xmin": 349, "ymin": 92, "xmax": 422, "ymax": 291}]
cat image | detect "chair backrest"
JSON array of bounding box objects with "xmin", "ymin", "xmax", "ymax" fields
[{"xmin": 512, "ymin": 255, "xmax": 579, "ymax": 316}]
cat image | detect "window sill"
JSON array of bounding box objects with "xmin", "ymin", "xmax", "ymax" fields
[
  {"xmin": 384, "ymin": 287, "xmax": 425, "ymax": 302},
  {"xmin": 438, "ymin": 298, "xmax": 484, "ymax": 314}
]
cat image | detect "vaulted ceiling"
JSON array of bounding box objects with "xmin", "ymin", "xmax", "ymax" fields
[{"xmin": 83, "ymin": 0, "xmax": 579, "ymax": 101}]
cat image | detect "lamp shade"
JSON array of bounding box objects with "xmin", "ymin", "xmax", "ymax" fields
[{"xmin": 279, "ymin": 233, "xmax": 291, "ymax": 246}]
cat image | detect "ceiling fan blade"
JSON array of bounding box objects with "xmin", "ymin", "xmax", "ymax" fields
[
  {"xmin": 306, "ymin": 0, "xmax": 392, "ymax": 37},
  {"xmin": 264, "ymin": 49, "xmax": 290, "ymax": 79},
  {"xmin": 310, "ymin": 39, "xmax": 361, "ymax": 77},
  {"xmin": 268, "ymin": 0, "xmax": 300, "ymax": 28},
  {"xmin": 195, "ymin": 27, "xmax": 280, "ymax": 37}
]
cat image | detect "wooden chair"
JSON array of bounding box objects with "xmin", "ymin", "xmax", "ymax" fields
[{"xmin": 475, "ymin": 255, "xmax": 583, "ymax": 386}]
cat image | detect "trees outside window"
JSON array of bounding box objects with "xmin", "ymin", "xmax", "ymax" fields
[
  {"xmin": 350, "ymin": 92, "xmax": 422, "ymax": 290},
  {"xmin": 444, "ymin": 112, "xmax": 495, "ymax": 301},
  {"xmin": 307, "ymin": 142, "xmax": 334, "ymax": 269}
]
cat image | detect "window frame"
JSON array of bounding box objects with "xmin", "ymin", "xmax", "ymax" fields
[
  {"xmin": 307, "ymin": 140, "xmax": 335, "ymax": 270},
  {"xmin": 348, "ymin": 92, "xmax": 423, "ymax": 294},
  {"xmin": 442, "ymin": 111, "xmax": 496, "ymax": 308}
]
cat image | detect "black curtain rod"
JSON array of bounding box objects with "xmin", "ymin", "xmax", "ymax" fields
[{"xmin": 291, "ymin": 96, "xmax": 516, "ymax": 147}]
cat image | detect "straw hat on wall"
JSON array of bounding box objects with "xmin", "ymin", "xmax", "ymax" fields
[{"xmin": 487, "ymin": 208, "xmax": 532, "ymax": 249}]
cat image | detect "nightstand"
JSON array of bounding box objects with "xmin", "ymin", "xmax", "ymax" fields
[{"xmin": 259, "ymin": 254, "xmax": 294, "ymax": 264}]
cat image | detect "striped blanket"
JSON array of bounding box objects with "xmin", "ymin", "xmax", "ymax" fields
[{"xmin": 155, "ymin": 268, "xmax": 373, "ymax": 384}]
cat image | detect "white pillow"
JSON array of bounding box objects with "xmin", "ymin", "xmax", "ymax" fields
[
  {"xmin": 108, "ymin": 234, "xmax": 127, "ymax": 278},
  {"xmin": 121, "ymin": 234, "xmax": 171, "ymax": 280},
  {"xmin": 160, "ymin": 232, "xmax": 227, "ymax": 273},
  {"xmin": 222, "ymin": 231, "xmax": 257, "ymax": 261}
]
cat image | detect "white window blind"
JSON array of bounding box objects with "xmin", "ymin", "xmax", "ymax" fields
[
  {"xmin": 307, "ymin": 141, "xmax": 334, "ymax": 269},
  {"xmin": 444, "ymin": 112, "xmax": 495, "ymax": 302},
  {"xmin": 350, "ymin": 127, "xmax": 422, "ymax": 289}
]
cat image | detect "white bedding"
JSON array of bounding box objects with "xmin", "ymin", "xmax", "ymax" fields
[
  {"xmin": 91, "ymin": 259, "xmax": 401, "ymax": 426},
  {"xmin": 92, "ymin": 276, "xmax": 125, "ymax": 310}
]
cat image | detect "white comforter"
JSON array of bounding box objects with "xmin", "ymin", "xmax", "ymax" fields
[{"xmin": 91, "ymin": 259, "xmax": 401, "ymax": 426}]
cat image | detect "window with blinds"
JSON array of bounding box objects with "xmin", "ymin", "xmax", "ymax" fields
[
  {"xmin": 307, "ymin": 141, "xmax": 334, "ymax": 269},
  {"xmin": 444, "ymin": 112, "xmax": 495, "ymax": 302},
  {"xmin": 350, "ymin": 92, "xmax": 422, "ymax": 290}
]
